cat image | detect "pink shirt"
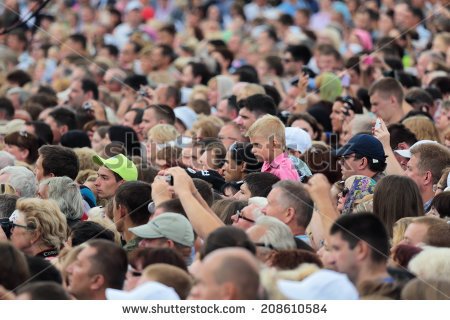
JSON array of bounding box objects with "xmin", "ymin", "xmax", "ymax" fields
[{"xmin": 261, "ymin": 153, "xmax": 300, "ymax": 181}]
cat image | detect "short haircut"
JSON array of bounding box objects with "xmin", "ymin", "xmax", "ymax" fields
[
  {"xmin": 239, "ymin": 94, "xmax": 277, "ymax": 118},
  {"xmin": 127, "ymin": 108, "xmax": 144, "ymax": 125},
  {"xmin": 192, "ymin": 178, "xmax": 214, "ymax": 207},
  {"xmin": 142, "ymin": 263, "xmax": 192, "ymax": 299},
  {"xmin": 156, "ymin": 198, "xmax": 186, "ymax": 216},
  {"xmin": 273, "ymin": 180, "xmax": 314, "ymax": 229},
  {"xmin": 114, "ymin": 181, "xmax": 152, "ymax": 226},
  {"xmin": 86, "ymin": 239, "xmax": 128, "ymax": 290},
  {"xmin": 247, "ymin": 114, "xmax": 286, "ymax": 147},
  {"xmin": 7, "ymin": 69, "xmax": 31, "ymax": 87},
  {"xmin": 188, "ymin": 61, "xmax": 211, "ymax": 85},
  {"xmin": 0, "ymin": 194, "xmax": 18, "ymax": 218},
  {"xmin": 431, "ymin": 191, "xmax": 450, "ymax": 218},
  {"xmin": 265, "ymin": 56, "xmax": 284, "ymax": 77},
  {"xmin": 410, "ymin": 143, "xmax": 450, "ymax": 184},
  {"xmin": 201, "ymin": 226, "xmax": 256, "ymax": 259},
  {"xmin": 38, "ymin": 145, "xmax": 80, "ymax": 180},
  {"xmin": 233, "ymin": 65, "xmax": 259, "ymax": 83},
  {"xmin": 0, "ymin": 242, "xmax": 30, "ymax": 292},
  {"xmin": 69, "ymin": 33, "xmax": 87, "ymax": 50},
  {"xmin": 253, "ymin": 215, "xmax": 296, "ymax": 250},
  {"xmin": 0, "ymin": 166, "xmax": 37, "ymax": 198},
  {"xmin": 129, "ymin": 247, "xmax": 187, "ymax": 272},
  {"xmin": 81, "ymin": 78, "xmax": 99, "ymax": 100},
  {"xmin": 244, "ymin": 172, "xmax": 280, "ymax": 198},
  {"xmin": 316, "ymin": 43, "xmax": 341, "ymax": 60},
  {"xmin": 368, "ymin": 77, "xmax": 404, "ymax": 106},
  {"xmin": 285, "ymin": 44, "xmax": 312, "ymax": 64},
  {"xmin": 424, "ymin": 222, "xmax": 450, "ymax": 248},
  {"xmin": 123, "ymin": 74, "xmax": 148, "ymax": 91},
  {"xmin": 49, "ymin": 107, "xmax": 77, "ymax": 131},
  {"xmin": 25, "ymin": 255, "xmax": 62, "ymax": 284},
  {"xmin": 70, "ymin": 221, "xmax": 115, "ymax": 246},
  {"xmin": 387, "ymin": 123, "xmax": 417, "ymax": 150},
  {"xmin": 330, "ymin": 213, "xmax": 390, "ymax": 264},
  {"xmin": 17, "ymin": 282, "xmax": 70, "ymax": 300},
  {"xmin": 149, "ymin": 104, "xmax": 176, "ymax": 125},
  {"xmin": 0, "ymin": 97, "xmax": 15, "ymax": 119}
]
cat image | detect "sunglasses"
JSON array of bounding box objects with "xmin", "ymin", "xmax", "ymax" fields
[
  {"xmin": 235, "ymin": 210, "xmax": 255, "ymax": 223},
  {"xmin": 254, "ymin": 242, "xmax": 275, "ymax": 250}
]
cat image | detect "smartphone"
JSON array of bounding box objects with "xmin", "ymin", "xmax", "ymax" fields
[
  {"xmin": 375, "ymin": 118, "xmax": 382, "ymax": 130},
  {"xmin": 341, "ymin": 74, "xmax": 351, "ymax": 88}
]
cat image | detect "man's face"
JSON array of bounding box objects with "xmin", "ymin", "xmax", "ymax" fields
[
  {"xmin": 329, "ymin": 232, "xmax": 358, "ymax": 283},
  {"xmin": 317, "ymin": 54, "xmax": 336, "ymax": 73},
  {"xmin": 216, "ymin": 99, "xmax": 237, "ymax": 120},
  {"xmin": 151, "ymin": 48, "xmax": 165, "ymax": 69},
  {"xmin": 68, "ymin": 80, "xmax": 86, "ymax": 109},
  {"xmin": 262, "ymin": 188, "xmax": 288, "ymax": 223},
  {"xmin": 66, "ymin": 246, "xmax": 98, "ymax": 299},
  {"xmin": 34, "ymin": 156, "xmax": 46, "ymax": 182},
  {"xmin": 400, "ymin": 222, "xmax": 428, "ymax": 246},
  {"xmin": 339, "ymin": 154, "xmax": 363, "ymax": 180},
  {"xmin": 370, "ymin": 91, "xmax": 394, "ymax": 124},
  {"xmin": 119, "ymin": 43, "xmax": 136, "ymax": 66},
  {"xmin": 181, "ymin": 64, "xmax": 196, "ymax": 87},
  {"xmin": 283, "ymin": 52, "xmax": 301, "ymax": 76},
  {"xmin": 112, "ymin": 198, "xmax": 124, "ymax": 233},
  {"xmin": 234, "ymin": 108, "xmax": 257, "ymax": 134},
  {"xmin": 405, "ymin": 154, "xmax": 427, "ymax": 192},
  {"xmin": 138, "ymin": 237, "xmax": 169, "ymax": 249},
  {"xmin": 139, "ymin": 108, "xmax": 158, "ymax": 138},
  {"xmin": 231, "ymin": 202, "xmax": 258, "ymax": 230},
  {"xmin": 44, "ymin": 115, "xmax": 61, "ymax": 144},
  {"xmin": 189, "ymin": 258, "xmax": 224, "ymax": 300},
  {"xmin": 222, "ymin": 149, "xmax": 243, "ymax": 182},
  {"xmin": 122, "ymin": 110, "xmax": 139, "ymax": 134},
  {"xmin": 218, "ymin": 124, "xmax": 241, "ymax": 150},
  {"xmin": 94, "ymin": 166, "xmax": 122, "ymax": 200}
]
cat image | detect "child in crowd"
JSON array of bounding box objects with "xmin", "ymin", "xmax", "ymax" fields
[{"xmin": 246, "ymin": 115, "xmax": 299, "ymax": 181}]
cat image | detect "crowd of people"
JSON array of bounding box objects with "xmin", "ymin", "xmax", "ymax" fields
[{"xmin": 0, "ymin": 0, "xmax": 450, "ymax": 300}]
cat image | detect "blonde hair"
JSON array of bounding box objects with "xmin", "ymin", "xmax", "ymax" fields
[
  {"xmin": 246, "ymin": 114, "xmax": 286, "ymax": 148},
  {"xmin": 148, "ymin": 124, "xmax": 178, "ymax": 144},
  {"xmin": 392, "ymin": 217, "xmax": 414, "ymax": 247},
  {"xmin": 190, "ymin": 85, "xmax": 209, "ymax": 102},
  {"xmin": 408, "ymin": 247, "xmax": 450, "ymax": 281},
  {"xmin": 141, "ymin": 263, "xmax": 192, "ymax": 299},
  {"xmin": 192, "ymin": 115, "xmax": 224, "ymax": 139},
  {"xmin": 17, "ymin": 198, "xmax": 68, "ymax": 250},
  {"xmin": 236, "ymin": 83, "xmax": 265, "ymax": 102},
  {"xmin": 402, "ymin": 116, "xmax": 441, "ymax": 142},
  {"xmin": 74, "ymin": 147, "xmax": 100, "ymax": 171}
]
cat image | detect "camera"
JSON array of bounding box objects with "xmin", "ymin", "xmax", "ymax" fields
[
  {"xmin": 164, "ymin": 175, "xmax": 173, "ymax": 186},
  {"xmin": 138, "ymin": 87, "xmax": 149, "ymax": 97},
  {"xmin": 0, "ymin": 218, "xmax": 12, "ymax": 239},
  {"xmin": 82, "ymin": 101, "xmax": 93, "ymax": 111}
]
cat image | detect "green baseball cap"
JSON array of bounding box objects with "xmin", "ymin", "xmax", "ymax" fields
[
  {"xmin": 129, "ymin": 213, "xmax": 194, "ymax": 247},
  {"xmin": 93, "ymin": 154, "xmax": 138, "ymax": 181}
]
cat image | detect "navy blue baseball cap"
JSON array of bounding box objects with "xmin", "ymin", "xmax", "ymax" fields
[{"xmin": 335, "ymin": 134, "xmax": 386, "ymax": 162}]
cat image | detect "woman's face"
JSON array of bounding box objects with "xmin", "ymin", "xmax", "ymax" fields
[
  {"xmin": 330, "ymin": 101, "xmax": 344, "ymax": 133},
  {"xmin": 337, "ymin": 188, "xmax": 348, "ymax": 212},
  {"xmin": 10, "ymin": 212, "xmax": 34, "ymax": 253},
  {"xmin": 92, "ymin": 132, "xmax": 106, "ymax": 153},
  {"xmin": 233, "ymin": 183, "xmax": 252, "ymax": 200},
  {"xmin": 317, "ymin": 241, "xmax": 337, "ymax": 270},
  {"xmin": 208, "ymin": 80, "xmax": 219, "ymax": 106},
  {"xmin": 222, "ymin": 150, "xmax": 244, "ymax": 182},
  {"xmin": 436, "ymin": 108, "xmax": 450, "ymax": 131},
  {"xmin": 3, "ymin": 144, "xmax": 27, "ymax": 162},
  {"xmin": 291, "ymin": 119, "xmax": 315, "ymax": 140}
]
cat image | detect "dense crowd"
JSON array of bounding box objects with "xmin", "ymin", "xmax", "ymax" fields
[{"xmin": 0, "ymin": 0, "xmax": 450, "ymax": 300}]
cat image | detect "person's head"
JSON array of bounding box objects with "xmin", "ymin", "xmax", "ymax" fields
[
  {"xmin": 263, "ymin": 180, "xmax": 313, "ymax": 233},
  {"xmin": 38, "ymin": 176, "xmax": 84, "ymax": 226},
  {"xmin": 68, "ymin": 78, "xmax": 98, "ymax": 109},
  {"xmin": 288, "ymin": 113, "xmax": 323, "ymax": 141},
  {"xmin": 0, "ymin": 241, "xmax": 30, "ymax": 292},
  {"xmin": 400, "ymin": 216, "xmax": 448, "ymax": 246},
  {"xmin": 66, "ymin": 239, "xmax": 128, "ymax": 299},
  {"xmin": 329, "ymin": 213, "xmax": 390, "ymax": 284},
  {"xmin": 247, "ymin": 215, "xmax": 296, "ymax": 264},
  {"xmin": 139, "ymin": 104, "xmax": 176, "ymax": 139},
  {"xmin": 402, "ymin": 115, "xmax": 441, "ymax": 142},
  {"xmin": 283, "ymin": 44, "xmax": 312, "ymax": 76},
  {"xmin": 217, "ymin": 121, "xmax": 244, "ymax": 150},
  {"xmin": 113, "ymin": 181, "xmax": 152, "ymax": 233},
  {"xmin": 230, "ymin": 197, "xmax": 267, "ymax": 230},
  {"xmin": 421, "ymin": 222, "xmax": 450, "ymax": 248},
  {"xmin": 16, "ymin": 282, "xmax": 70, "ymax": 300},
  {"xmin": 373, "ymin": 175, "xmax": 424, "ymax": 237},
  {"xmin": 0, "ymin": 97, "xmax": 15, "ymax": 120},
  {"xmin": 189, "ymin": 247, "xmax": 260, "ymax": 300},
  {"xmin": 45, "ymin": 107, "xmax": 77, "ymax": 143},
  {"xmin": 430, "ymin": 191, "xmax": 450, "ymax": 218},
  {"xmin": 0, "ymin": 166, "xmax": 37, "ymax": 198},
  {"xmin": 35, "ymin": 145, "xmax": 79, "ymax": 182},
  {"xmin": 129, "ymin": 213, "xmax": 194, "ymax": 262},
  {"xmin": 3, "ymin": 131, "xmax": 39, "ymax": 164},
  {"xmin": 388, "ymin": 123, "xmax": 417, "ymax": 169},
  {"xmin": 369, "ymin": 78, "xmax": 404, "ymax": 124},
  {"xmin": 139, "ymin": 263, "xmax": 192, "ymax": 299},
  {"xmin": 234, "ymin": 173, "xmax": 280, "ymax": 200},
  {"xmin": 247, "ymin": 115, "xmax": 285, "ymax": 163},
  {"xmin": 222, "ymin": 142, "xmax": 261, "ymax": 182},
  {"xmin": 181, "ymin": 62, "xmax": 211, "ymax": 87},
  {"xmin": 316, "ymin": 44, "xmax": 341, "ymax": 73},
  {"xmin": 68, "ymin": 221, "xmax": 115, "ymax": 247},
  {"xmin": 235, "ymin": 94, "xmax": 277, "ymax": 134},
  {"xmin": 10, "ymin": 198, "xmax": 68, "ymax": 256},
  {"xmin": 407, "ymin": 143, "xmax": 450, "ymax": 198},
  {"xmin": 93, "ymin": 154, "xmax": 138, "ymax": 200},
  {"xmin": 336, "ymin": 134, "xmax": 387, "ymax": 179}
]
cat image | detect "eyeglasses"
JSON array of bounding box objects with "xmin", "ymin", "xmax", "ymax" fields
[
  {"xmin": 11, "ymin": 222, "xmax": 35, "ymax": 230},
  {"xmin": 339, "ymin": 154, "xmax": 356, "ymax": 163},
  {"xmin": 235, "ymin": 210, "xmax": 255, "ymax": 223}
]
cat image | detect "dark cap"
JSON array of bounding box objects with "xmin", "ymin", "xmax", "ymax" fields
[
  {"xmin": 185, "ymin": 168, "xmax": 226, "ymax": 192},
  {"xmin": 335, "ymin": 134, "xmax": 386, "ymax": 162}
]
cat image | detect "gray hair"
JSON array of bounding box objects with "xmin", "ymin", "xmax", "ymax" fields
[
  {"xmin": 248, "ymin": 196, "xmax": 267, "ymax": 219},
  {"xmin": 0, "ymin": 151, "xmax": 15, "ymax": 170},
  {"xmin": 0, "ymin": 166, "xmax": 36, "ymax": 197},
  {"xmin": 272, "ymin": 180, "xmax": 313, "ymax": 229},
  {"xmin": 40, "ymin": 176, "xmax": 84, "ymax": 221},
  {"xmin": 253, "ymin": 215, "xmax": 296, "ymax": 250}
]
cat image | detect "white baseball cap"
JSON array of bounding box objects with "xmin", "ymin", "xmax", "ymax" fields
[
  {"xmin": 106, "ymin": 282, "xmax": 180, "ymax": 300},
  {"xmin": 394, "ymin": 140, "xmax": 439, "ymax": 158},
  {"xmin": 285, "ymin": 127, "xmax": 312, "ymax": 154}
]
